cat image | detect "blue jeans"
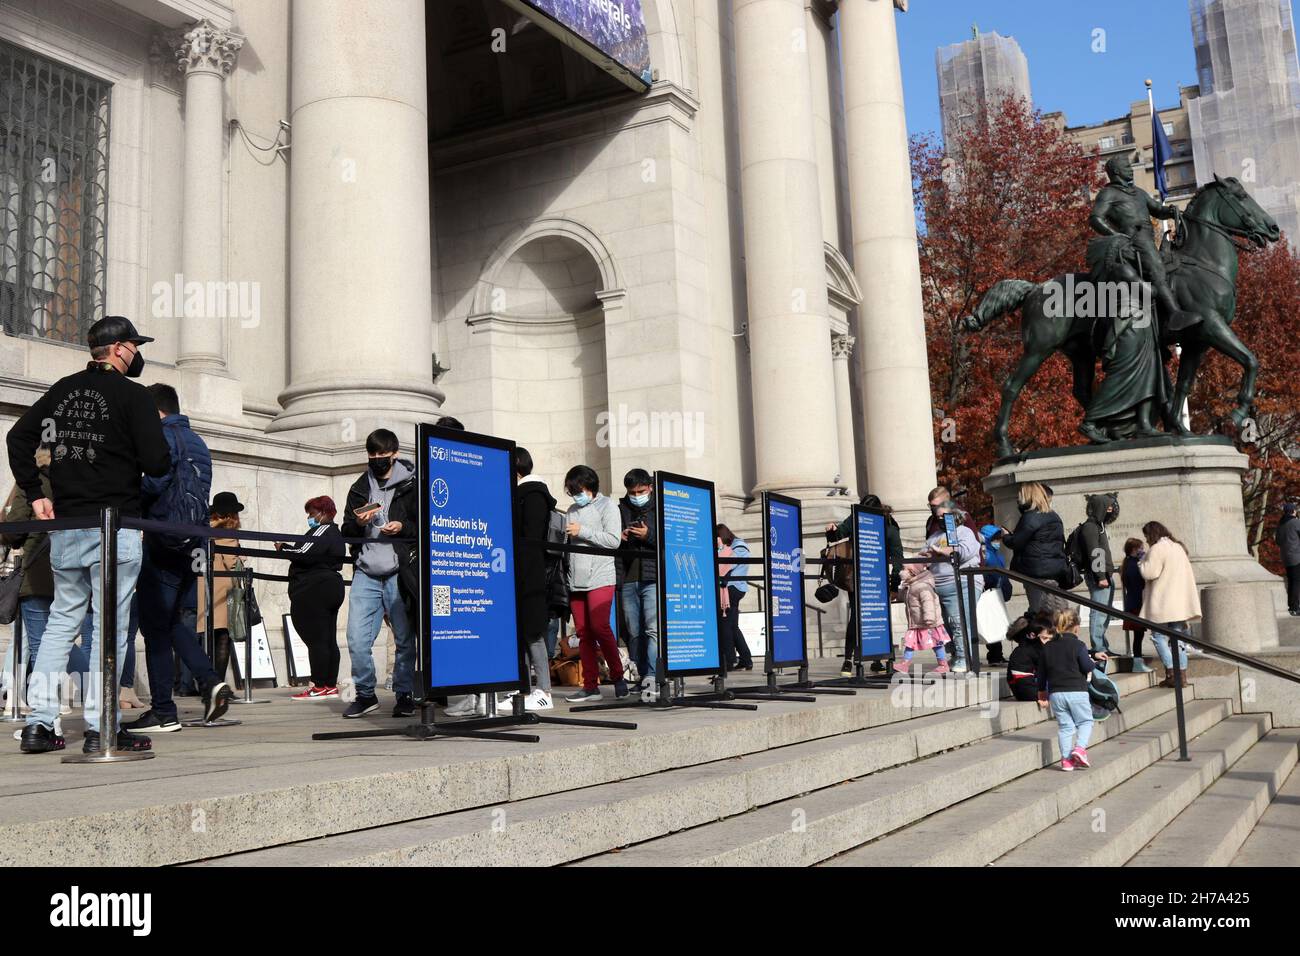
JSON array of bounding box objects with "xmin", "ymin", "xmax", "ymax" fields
[
  {"xmin": 66, "ymin": 600, "xmax": 138, "ymax": 686},
  {"xmin": 1088, "ymin": 583, "xmax": 1114, "ymax": 653},
  {"xmin": 26, "ymin": 528, "xmax": 142, "ymax": 734},
  {"xmin": 934, "ymin": 576, "xmax": 978, "ymax": 665},
  {"xmin": 545, "ymin": 616, "xmax": 560, "ymax": 659},
  {"xmin": 1050, "ymin": 690, "xmax": 1094, "ymax": 757},
  {"xmin": 346, "ymin": 571, "xmax": 414, "ymax": 698},
  {"xmin": 19, "ymin": 596, "xmax": 93, "ymax": 674},
  {"xmin": 138, "ymin": 551, "xmax": 218, "ymax": 721},
  {"xmin": 1152, "ymin": 620, "xmax": 1190, "ymax": 671},
  {"xmin": 620, "ymin": 581, "xmax": 659, "ymax": 681}
]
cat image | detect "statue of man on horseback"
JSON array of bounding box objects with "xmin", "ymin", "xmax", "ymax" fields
[{"xmin": 963, "ymin": 163, "xmax": 1282, "ymax": 460}]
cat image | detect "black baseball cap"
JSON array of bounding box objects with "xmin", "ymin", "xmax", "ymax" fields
[{"xmin": 87, "ymin": 315, "xmax": 154, "ymax": 349}]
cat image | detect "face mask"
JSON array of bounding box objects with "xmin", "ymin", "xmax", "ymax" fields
[
  {"xmin": 1018, "ymin": 501, "xmax": 1032, "ymax": 513},
  {"xmin": 572, "ymin": 492, "xmax": 592, "ymax": 507},
  {"xmin": 368, "ymin": 456, "xmax": 393, "ymax": 478},
  {"xmin": 988, "ymin": 540, "xmax": 1001, "ymax": 550},
  {"xmin": 630, "ymin": 493, "xmax": 650, "ymax": 507},
  {"xmin": 307, "ymin": 516, "xmax": 319, "ymax": 529},
  {"xmin": 125, "ymin": 349, "xmax": 144, "ymax": 378}
]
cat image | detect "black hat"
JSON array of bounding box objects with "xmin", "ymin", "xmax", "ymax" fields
[
  {"xmin": 210, "ymin": 492, "xmax": 245, "ymax": 516},
  {"xmin": 87, "ymin": 315, "xmax": 154, "ymax": 349}
]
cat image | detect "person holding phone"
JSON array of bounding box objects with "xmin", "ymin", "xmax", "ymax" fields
[
  {"xmin": 923, "ymin": 487, "xmax": 983, "ymax": 673},
  {"xmin": 278, "ymin": 497, "xmax": 345, "ymax": 699},
  {"xmin": 618, "ymin": 468, "xmax": 659, "ymax": 700}
]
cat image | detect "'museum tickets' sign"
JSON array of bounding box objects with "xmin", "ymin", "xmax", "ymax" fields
[
  {"xmin": 657, "ymin": 472, "xmax": 723, "ymax": 677},
  {"xmin": 504, "ymin": 0, "xmax": 652, "ymax": 91}
]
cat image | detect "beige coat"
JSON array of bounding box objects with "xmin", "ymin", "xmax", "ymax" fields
[
  {"xmin": 1139, "ymin": 537, "xmax": 1201, "ymax": 623},
  {"xmin": 196, "ymin": 537, "xmax": 241, "ymax": 631}
]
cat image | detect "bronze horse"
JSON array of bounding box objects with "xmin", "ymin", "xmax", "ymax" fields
[{"xmin": 963, "ymin": 175, "xmax": 1281, "ymax": 459}]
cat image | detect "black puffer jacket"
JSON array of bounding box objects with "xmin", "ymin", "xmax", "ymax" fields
[
  {"xmin": 516, "ymin": 477, "xmax": 557, "ymax": 637},
  {"xmin": 1005, "ymin": 509, "xmax": 1068, "ymax": 581}
]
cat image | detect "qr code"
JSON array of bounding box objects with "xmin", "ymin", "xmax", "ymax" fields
[{"xmin": 431, "ymin": 585, "xmax": 451, "ymax": 617}]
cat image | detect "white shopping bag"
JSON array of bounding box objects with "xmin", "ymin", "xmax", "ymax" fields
[{"xmin": 976, "ymin": 588, "xmax": 1010, "ymax": 645}]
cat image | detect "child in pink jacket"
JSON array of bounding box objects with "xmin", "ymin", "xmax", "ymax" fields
[{"xmin": 896, "ymin": 563, "xmax": 952, "ymax": 675}]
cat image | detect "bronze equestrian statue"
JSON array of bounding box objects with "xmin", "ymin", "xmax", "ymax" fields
[{"xmin": 964, "ymin": 159, "xmax": 1281, "ymax": 460}]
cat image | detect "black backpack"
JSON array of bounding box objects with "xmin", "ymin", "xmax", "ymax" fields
[
  {"xmin": 1060, "ymin": 522, "xmax": 1087, "ymax": 589},
  {"xmin": 153, "ymin": 427, "xmax": 209, "ymax": 556},
  {"xmin": 545, "ymin": 508, "xmax": 570, "ymax": 618}
]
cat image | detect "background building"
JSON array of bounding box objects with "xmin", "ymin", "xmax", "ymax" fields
[
  {"xmin": 1188, "ymin": 0, "xmax": 1300, "ymax": 241},
  {"xmin": 936, "ymin": 27, "xmax": 1031, "ymax": 151}
]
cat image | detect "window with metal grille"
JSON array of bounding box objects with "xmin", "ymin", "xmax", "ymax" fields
[{"xmin": 0, "ymin": 40, "xmax": 110, "ymax": 345}]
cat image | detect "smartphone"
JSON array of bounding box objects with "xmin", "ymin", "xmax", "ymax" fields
[{"xmin": 354, "ymin": 502, "xmax": 382, "ymax": 518}]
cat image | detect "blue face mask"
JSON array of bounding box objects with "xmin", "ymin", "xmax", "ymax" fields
[
  {"xmin": 307, "ymin": 516, "xmax": 319, "ymax": 529},
  {"xmin": 573, "ymin": 492, "xmax": 592, "ymax": 507},
  {"xmin": 629, "ymin": 493, "xmax": 650, "ymax": 507}
]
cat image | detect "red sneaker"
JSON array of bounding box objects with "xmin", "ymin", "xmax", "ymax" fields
[
  {"xmin": 291, "ymin": 685, "xmax": 337, "ymax": 701},
  {"xmin": 1071, "ymin": 746, "xmax": 1090, "ymax": 768}
]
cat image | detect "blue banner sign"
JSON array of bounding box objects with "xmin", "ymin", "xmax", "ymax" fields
[
  {"xmin": 419, "ymin": 424, "xmax": 526, "ymax": 696},
  {"xmin": 657, "ymin": 473, "xmax": 722, "ymax": 677},
  {"xmin": 764, "ymin": 492, "xmax": 806, "ymax": 668},
  {"xmin": 854, "ymin": 506, "xmax": 894, "ymax": 660},
  {"xmin": 504, "ymin": 0, "xmax": 652, "ymax": 91}
]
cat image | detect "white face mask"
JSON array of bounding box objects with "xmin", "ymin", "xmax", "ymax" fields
[
  {"xmin": 629, "ymin": 492, "xmax": 650, "ymax": 507},
  {"xmin": 572, "ymin": 492, "xmax": 592, "ymax": 507}
]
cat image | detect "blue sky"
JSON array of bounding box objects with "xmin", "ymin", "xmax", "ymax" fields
[{"xmin": 895, "ymin": 0, "xmax": 1206, "ymax": 141}]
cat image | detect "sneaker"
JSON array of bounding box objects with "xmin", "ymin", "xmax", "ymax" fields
[
  {"xmin": 392, "ymin": 693, "xmax": 415, "ymax": 717},
  {"xmin": 840, "ymin": 658, "xmax": 854, "ymax": 677},
  {"xmin": 641, "ymin": 682, "xmax": 659, "ymax": 704},
  {"xmin": 870, "ymin": 660, "xmax": 885, "ymax": 673},
  {"xmin": 1071, "ymin": 746, "xmax": 1090, "ymax": 768},
  {"xmin": 204, "ymin": 682, "xmax": 234, "ymax": 722},
  {"xmin": 892, "ymin": 659, "xmax": 910, "ymax": 674},
  {"xmin": 83, "ymin": 728, "xmax": 152, "ymax": 754},
  {"xmin": 291, "ymin": 685, "xmax": 336, "ymax": 701},
  {"xmin": 19, "ymin": 723, "xmax": 65, "ymax": 753},
  {"xmin": 614, "ymin": 678, "xmax": 630, "ymax": 699},
  {"xmin": 566, "ymin": 688, "xmax": 602, "ymax": 703},
  {"xmin": 1059, "ymin": 758, "xmax": 1075, "ymax": 772},
  {"xmin": 124, "ymin": 710, "xmax": 182, "ymax": 733},
  {"xmin": 342, "ymin": 695, "xmax": 380, "ymax": 719},
  {"xmin": 523, "ymin": 689, "xmax": 554, "ymax": 712},
  {"xmin": 1131, "ymin": 659, "xmax": 1153, "ymax": 674},
  {"xmin": 932, "ymin": 660, "xmax": 951, "ymax": 675},
  {"xmin": 951, "ymin": 661, "xmax": 969, "ymax": 674},
  {"xmin": 444, "ymin": 695, "xmax": 484, "ymax": 718}
]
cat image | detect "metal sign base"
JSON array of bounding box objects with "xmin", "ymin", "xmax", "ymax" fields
[
  {"xmin": 62, "ymin": 749, "xmax": 155, "ymax": 764},
  {"xmin": 181, "ymin": 717, "xmax": 242, "ymax": 728},
  {"xmin": 570, "ymin": 676, "xmax": 759, "ymax": 713},
  {"xmin": 727, "ymin": 671, "xmax": 818, "ymax": 702}
]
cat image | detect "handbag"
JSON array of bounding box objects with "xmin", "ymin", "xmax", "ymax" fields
[
  {"xmin": 0, "ymin": 546, "xmax": 24, "ymax": 626},
  {"xmin": 226, "ymin": 559, "xmax": 251, "ymax": 643},
  {"xmin": 976, "ymin": 588, "xmax": 1011, "ymax": 645}
]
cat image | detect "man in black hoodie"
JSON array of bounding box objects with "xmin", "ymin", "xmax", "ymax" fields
[
  {"xmin": 1076, "ymin": 493, "xmax": 1119, "ymax": 654},
  {"xmin": 7, "ymin": 316, "xmax": 171, "ymax": 755},
  {"xmin": 618, "ymin": 468, "xmax": 658, "ymax": 696},
  {"xmin": 340, "ymin": 428, "xmax": 418, "ymax": 719}
]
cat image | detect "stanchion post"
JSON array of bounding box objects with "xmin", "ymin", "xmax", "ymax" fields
[
  {"xmin": 951, "ymin": 553, "xmax": 973, "ymax": 676},
  {"xmin": 204, "ymin": 536, "xmax": 215, "ymax": 662},
  {"xmin": 2, "ymin": 612, "xmax": 23, "ymax": 722},
  {"xmin": 966, "ymin": 569, "xmax": 981, "ymax": 677},
  {"xmin": 1170, "ymin": 628, "xmax": 1189, "ymax": 760}
]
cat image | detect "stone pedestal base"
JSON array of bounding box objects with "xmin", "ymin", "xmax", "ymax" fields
[{"xmin": 984, "ymin": 437, "xmax": 1281, "ymax": 652}]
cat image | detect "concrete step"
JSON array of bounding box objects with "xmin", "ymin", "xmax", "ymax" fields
[
  {"xmin": 996, "ymin": 712, "xmax": 1270, "ymax": 867},
  {"xmin": 1128, "ymin": 729, "xmax": 1300, "ymax": 867},
  {"xmin": 568, "ymin": 684, "xmax": 1188, "ymax": 867},
  {"xmin": 824, "ymin": 696, "xmax": 1230, "ymax": 868},
  {"xmin": 193, "ymin": 677, "xmax": 1148, "ymax": 867},
  {"xmin": 1231, "ymin": 759, "xmax": 1300, "ymax": 865}
]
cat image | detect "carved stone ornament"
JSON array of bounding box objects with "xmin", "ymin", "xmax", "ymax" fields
[{"xmin": 150, "ymin": 19, "xmax": 244, "ymax": 78}]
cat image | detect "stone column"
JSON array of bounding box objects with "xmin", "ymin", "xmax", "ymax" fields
[
  {"xmin": 152, "ymin": 20, "xmax": 243, "ymax": 370},
  {"xmin": 732, "ymin": 0, "xmax": 842, "ymax": 500},
  {"xmin": 838, "ymin": 0, "xmax": 937, "ymax": 544},
  {"xmin": 270, "ymin": 0, "xmax": 442, "ymax": 439},
  {"xmin": 831, "ymin": 334, "xmax": 857, "ymax": 499}
]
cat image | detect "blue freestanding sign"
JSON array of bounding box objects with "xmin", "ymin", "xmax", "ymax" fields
[
  {"xmin": 418, "ymin": 423, "xmax": 527, "ymax": 697},
  {"xmin": 657, "ymin": 472, "xmax": 723, "ymax": 678},
  {"xmin": 763, "ymin": 492, "xmax": 806, "ymax": 668},
  {"xmin": 854, "ymin": 505, "xmax": 894, "ymax": 660}
]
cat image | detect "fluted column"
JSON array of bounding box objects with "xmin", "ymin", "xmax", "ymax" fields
[
  {"xmin": 271, "ymin": 0, "xmax": 442, "ymax": 438},
  {"xmin": 152, "ymin": 20, "xmax": 242, "ymax": 370},
  {"xmin": 733, "ymin": 0, "xmax": 842, "ymax": 500},
  {"xmin": 831, "ymin": 334, "xmax": 858, "ymax": 499},
  {"xmin": 839, "ymin": 0, "xmax": 937, "ymax": 543}
]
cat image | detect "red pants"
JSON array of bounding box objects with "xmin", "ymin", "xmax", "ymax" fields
[{"xmin": 570, "ymin": 585, "xmax": 623, "ymax": 691}]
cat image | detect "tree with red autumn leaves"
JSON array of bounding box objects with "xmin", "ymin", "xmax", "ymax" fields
[
  {"xmin": 912, "ymin": 95, "xmax": 1101, "ymax": 518},
  {"xmin": 914, "ymin": 94, "xmax": 1300, "ymax": 571}
]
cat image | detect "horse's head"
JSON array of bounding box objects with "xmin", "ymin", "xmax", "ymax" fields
[{"xmin": 1207, "ymin": 173, "xmax": 1282, "ymax": 247}]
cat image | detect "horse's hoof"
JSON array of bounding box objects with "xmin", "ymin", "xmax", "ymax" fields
[{"xmin": 1230, "ymin": 407, "xmax": 1253, "ymax": 429}]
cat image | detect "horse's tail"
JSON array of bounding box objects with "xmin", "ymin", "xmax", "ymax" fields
[{"xmin": 962, "ymin": 279, "xmax": 1039, "ymax": 332}]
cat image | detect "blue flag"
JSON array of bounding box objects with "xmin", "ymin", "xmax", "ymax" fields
[{"xmin": 1152, "ymin": 105, "xmax": 1173, "ymax": 199}]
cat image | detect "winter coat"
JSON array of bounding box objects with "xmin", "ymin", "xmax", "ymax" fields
[
  {"xmin": 617, "ymin": 494, "xmax": 658, "ymax": 584},
  {"xmin": 282, "ymin": 522, "xmax": 346, "ymax": 598},
  {"xmin": 340, "ymin": 460, "xmax": 418, "ymax": 580},
  {"xmin": 903, "ymin": 569, "xmax": 944, "ymax": 629},
  {"xmin": 1005, "ymin": 509, "xmax": 1068, "ymax": 581},
  {"xmin": 1276, "ymin": 514, "xmax": 1300, "ymax": 567},
  {"xmin": 1, "ymin": 472, "xmax": 54, "ymax": 599},
  {"xmin": 1077, "ymin": 495, "xmax": 1117, "ymax": 590},
  {"xmin": 196, "ymin": 535, "xmax": 240, "ymax": 631},
  {"xmin": 1139, "ymin": 536, "xmax": 1201, "ymax": 624},
  {"xmin": 980, "ymin": 524, "xmax": 1013, "ymax": 601},
  {"xmin": 832, "ymin": 508, "xmax": 904, "ymax": 590},
  {"xmin": 566, "ymin": 494, "xmax": 620, "ymax": 591},
  {"xmin": 516, "ymin": 476, "xmax": 556, "ymax": 637},
  {"xmin": 925, "ymin": 523, "xmax": 982, "ymax": 589}
]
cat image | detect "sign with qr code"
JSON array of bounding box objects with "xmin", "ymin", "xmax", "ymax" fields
[{"xmin": 418, "ymin": 423, "xmax": 527, "ymax": 697}]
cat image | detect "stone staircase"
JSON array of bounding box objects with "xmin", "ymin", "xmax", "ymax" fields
[{"xmin": 189, "ymin": 670, "xmax": 1300, "ymax": 867}]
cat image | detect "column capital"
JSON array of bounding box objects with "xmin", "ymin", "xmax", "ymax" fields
[
  {"xmin": 831, "ymin": 333, "xmax": 856, "ymax": 360},
  {"xmin": 150, "ymin": 19, "xmax": 244, "ymax": 79}
]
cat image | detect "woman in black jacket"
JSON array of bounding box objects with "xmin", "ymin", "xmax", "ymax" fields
[
  {"xmin": 1003, "ymin": 481, "xmax": 1068, "ymax": 614},
  {"xmin": 278, "ymin": 496, "xmax": 346, "ymax": 700}
]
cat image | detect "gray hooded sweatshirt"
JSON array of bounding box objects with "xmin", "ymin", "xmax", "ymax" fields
[{"xmin": 355, "ymin": 458, "xmax": 414, "ymax": 578}]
